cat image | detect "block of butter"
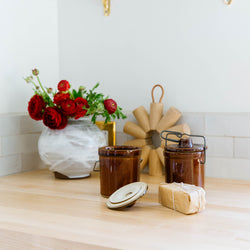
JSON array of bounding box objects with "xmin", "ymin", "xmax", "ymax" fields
[{"xmin": 159, "ymin": 182, "xmax": 206, "ymax": 214}]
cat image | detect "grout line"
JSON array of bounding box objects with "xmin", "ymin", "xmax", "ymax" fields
[
  {"xmin": 233, "ymin": 137, "xmax": 235, "ymax": 158},
  {"xmin": 203, "ymin": 114, "xmax": 206, "ymax": 135},
  {"xmin": 207, "ymin": 156, "xmax": 250, "ymax": 160},
  {"xmin": 0, "ymin": 133, "xmax": 41, "ymax": 139},
  {"xmin": 204, "ymin": 135, "xmax": 250, "ymax": 139}
]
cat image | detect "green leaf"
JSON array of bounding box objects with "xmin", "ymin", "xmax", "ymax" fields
[
  {"xmin": 91, "ymin": 114, "xmax": 97, "ymax": 124},
  {"xmin": 72, "ymin": 89, "xmax": 82, "ymax": 99},
  {"xmin": 92, "ymin": 82, "xmax": 99, "ymax": 91},
  {"xmin": 75, "ymin": 82, "xmax": 127, "ymax": 124},
  {"xmin": 72, "ymin": 89, "xmax": 78, "ymax": 99},
  {"xmin": 95, "ymin": 93, "xmax": 104, "ymax": 101},
  {"xmin": 121, "ymin": 113, "xmax": 127, "ymax": 119}
]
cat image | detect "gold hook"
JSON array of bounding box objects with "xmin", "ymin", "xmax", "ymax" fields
[
  {"xmin": 224, "ymin": 0, "xmax": 232, "ymax": 5},
  {"xmin": 102, "ymin": 0, "xmax": 110, "ymax": 16}
]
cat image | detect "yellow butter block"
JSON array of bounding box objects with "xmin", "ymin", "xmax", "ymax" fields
[{"xmin": 159, "ymin": 182, "xmax": 206, "ymax": 214}]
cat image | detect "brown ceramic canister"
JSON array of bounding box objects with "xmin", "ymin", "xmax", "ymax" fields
[
  {"xmin": 98, "ymin": 146, "xmax": 142, "ymax": 197},
  {"xmin": 161, "ymin": 131, "xmax": 206, "ymax": 188}
]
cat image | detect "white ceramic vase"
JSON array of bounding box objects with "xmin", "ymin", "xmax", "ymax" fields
[{"xmin": 38, "ymin": 118, "xmax": 107, "ymax": 179}]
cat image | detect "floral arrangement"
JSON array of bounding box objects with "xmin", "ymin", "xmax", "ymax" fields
[{"xmin": 24, "ymin": 69, "xmax": 126, "ymax": 129}]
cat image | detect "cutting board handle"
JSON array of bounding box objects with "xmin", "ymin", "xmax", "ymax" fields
[{"xmin": 151, "ymin": 84, "xmax": 164, "ymax": 103}]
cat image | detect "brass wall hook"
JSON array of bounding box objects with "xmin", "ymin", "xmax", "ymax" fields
[
  {"xmin": 102, "ymin": 0, "xmax": 110, "ymax": 16},
  {"xmin": 224, "ymin": 0, "xmax": 233, "ymax": 5}
]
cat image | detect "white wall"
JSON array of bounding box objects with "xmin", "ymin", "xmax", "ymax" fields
[
  {"xmin": 0, "ymin": 0, "xmax": 59, "ymax": 114},
  {"xmin": 58, "ymin": 0, "xmax": 250, "ymax": 113},
  {"xmin": 1, "ymin": 1, "xmax": 249, "ymax": 114}
]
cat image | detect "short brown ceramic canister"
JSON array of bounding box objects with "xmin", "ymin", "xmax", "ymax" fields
[
  {"xmin": 164, "ymin": 144, "xmax": 205, "ymax": 188},
  {"xmin": 98, "ymin": 146, "xmax": 142, "ymax": 197},
  {"xmin": 161, "ymin": 131, "xmax": 206, "ymax": 188}
]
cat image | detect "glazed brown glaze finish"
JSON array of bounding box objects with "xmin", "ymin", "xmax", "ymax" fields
[
  {"xmin": 164, "ymin": 136, "xmax": 206, "ymax": 188},
  {"xmin": 99, "ymin": 146, "xmax": 142, "ymax": 197},
  {"xmin": 164, "ymin": 151, "xmax": 205, "ymax": 188}
]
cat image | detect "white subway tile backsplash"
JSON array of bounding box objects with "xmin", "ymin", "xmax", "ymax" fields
[
  {"xmin": 0, "ymin": 115, "xmax": 20, "ymax": 136},
  {"xmin": 126, "ymin": 134, "xmax": 135, "ymax": 141},
  {"xmin": 116, "ymin": 132, "xmax": 128, "ymax": 145},
  {"xmin": 20, "ymin": 115, "xmax": 43, "ymax": 134},
  {"xmin": 1, "ymin": 134, "xmax": 40, "ymax": 156},
  {"xmin": 21, "ymin": 134, "xmax": 40, "ymax": 153},
  {"xmin": 115, "ymin": 118, "xmax": 127, "ymax": 133},
  {"xmin": 0, "ymin": 155, "xmax": 22, "ymax": 176},
  {"xmin": 116, "ymin": 112, "xmax": 137, "ymax": 133},
  {"xmin": 1, "ymin": 135, "xmax": 22, "ymax": 156},
  {"xmin": 206, "ymin": 136, "xmax": 234, "ymax": 158},
  {"xmin": 177, "ymin": 113, "xmax": 205, "ymax": 135},
  {"xmin": 234, "ymin": 138, "xmax": 250, "ymax": 159},
  {"xmin": 0, "ymin": 112, "xmax": 249, "ymax": 179},
  {"xmin": 205, "ymin": 113, "xmax": 250, "ymax": 137},
  {"xmin": 21, "ymin": 152, "xmax": 46, "ymax": 172},
  {"xmin": 206, "ymin": 157, "xmax": 250, "ymax": 181}
]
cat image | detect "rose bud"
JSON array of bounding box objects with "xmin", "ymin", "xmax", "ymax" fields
[
  {"xmin": 79, "ymin": 86, "xmax": 86, "ymax": 91},
  {"xmin": 47, "ymin": 87, "xmax": 53, "ymax": 94},
  {"xmin": 57, "ymin": 80, "xmax": 70, "ymax": 92},
  {"xmin": 36, "ymin": 86, "xmax": 40, "ymax": 90},
  {"xmin": 32, "ymin": 69, "xmax": 39, "ymax": 76},
  {"xmin": 24, "ymin": 76, "xmax": 33, "ymax": 83},
  {"xmin": 104, "ymin": 99, "xmax": 117, "ymax": 114}
]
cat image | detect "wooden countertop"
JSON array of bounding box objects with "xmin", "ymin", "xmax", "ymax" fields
[{"xmin": 0, "ymin": 170, "xmax": 250, "ymax": 250}]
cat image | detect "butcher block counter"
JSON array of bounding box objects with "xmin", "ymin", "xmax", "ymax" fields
[{"xmin": 0, "ymin": 169, "xmax": 250, "ymax": 250}]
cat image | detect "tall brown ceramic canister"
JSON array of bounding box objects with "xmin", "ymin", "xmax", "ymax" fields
[
  {"xmin": 161, "ymin": 131, "xmax": 206, "ymax": 188},
  {"xmin": 98, "ymin": 146, "xmax": 142, "ymax": 197}
]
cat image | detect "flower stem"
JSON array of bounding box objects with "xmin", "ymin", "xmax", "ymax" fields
[
  {"xmin": 37, "ymin": 76, "xmax": 47, "ymax": 94},
  {"xmin": 36, "ymin": 75, "xmax": 53, "ymax": 104},
  {"xmin": 30, "ymin": 80, "xmax": 39, "ymax": 89}
]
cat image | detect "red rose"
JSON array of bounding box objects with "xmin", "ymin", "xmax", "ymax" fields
[
  {"xmin": 53, "ymin": 92, "xmax": 70, "ymax": 105},
  {"xmin": 60, "ymin": 99, "xmax": 77, "ymax": 116},
  {"xmin": 57, "ymin": 112, "xmax": 68, "ymax": 129},
  {"xmin": 28, "ymin": 95, "xmax": 46, "ymax": 121},
  {"xmin": 43, "ymin": 107, "xmax": 68, "ymax": 129},
  {"xmin": 57, "ymin": 80, "xmax": 70, "ymax": 92},
  {"xmin": 75, "ymin": 97, "xmax": 89, "ymax": 119},
  {"xmin": 104, "ymin": 99, "xmax": 117, "ymax": 114}
]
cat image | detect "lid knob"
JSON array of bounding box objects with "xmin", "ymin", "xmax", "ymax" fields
[{"xmin": 179, "ymin": 138, "xmax": 193, "ymax": 148}]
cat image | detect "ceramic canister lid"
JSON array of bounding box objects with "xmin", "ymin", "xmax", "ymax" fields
[
  {"xmin": 161, "ymin": 130, "xmax": 207, "ymax": 164},
  {"xmin": 166, "ymin": 138, "xmax": 205, "ymax": 152},
  {"xmin": 107, "ymin": 182, "xmax": 148, "ymax": 209},
  {"xmin": 161, "ymin": 131, "xmax": 206, "ymax": 152}
]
